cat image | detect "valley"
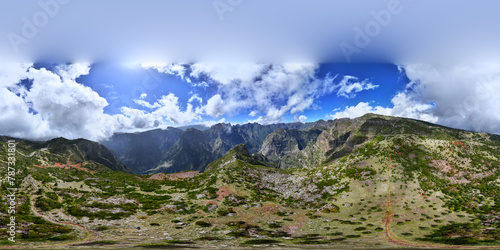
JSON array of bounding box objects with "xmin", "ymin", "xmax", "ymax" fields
[{"xmin": 0, "ymin": 114, "xmax": 499, "ymax": 248}]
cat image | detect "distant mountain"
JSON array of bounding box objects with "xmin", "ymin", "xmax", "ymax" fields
[
  {"xmin": 102, "ymin": 114, "xmax": 500, "ymax": 175},
  {"xmin": 101, "ymin": 128, "xmax": 183, "ymax": 174},
  {"xmin": 1, "ymin": 114, "xmax": 499, "ymax": 247},
  {"xmin": 0, "ymin": 136, "xmax": 132, "ymax": 173},
  {"xmin": 102, "ymin": 122, "xmax": 326, "ymax": 174}
]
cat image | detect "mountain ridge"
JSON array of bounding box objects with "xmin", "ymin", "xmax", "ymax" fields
[{"xmin": 1, "ymin": 113, "xmax": 499, "ymax": 247}]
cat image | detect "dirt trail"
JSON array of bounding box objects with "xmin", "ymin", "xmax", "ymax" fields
[{"xmin": 0, "ymin": 196, "xmax": 97, "ymax": 249}]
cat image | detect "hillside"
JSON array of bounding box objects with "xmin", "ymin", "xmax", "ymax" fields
[
  {"xmin": 0, "ymin": 136, "xmax": 132, "ymax": 173},
  {"xmin": 0, "ymin": 114, "xmax": 499, "ymax": 248}
]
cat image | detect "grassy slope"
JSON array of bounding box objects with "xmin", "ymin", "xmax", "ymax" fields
[{"xmin": 0, "ymin": 115, "xmax": 499, "ymax": 247}]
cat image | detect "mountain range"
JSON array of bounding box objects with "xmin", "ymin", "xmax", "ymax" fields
[
  {"xmin": 101, "ymin": 121, "xmax": 329, "ymax": 174},
  {"xmin": 1, "ymin": 114, "xmax": 499, "ymax": 248},
  {"xmin": 102, "ymin": 114, "xmax": 500, "ymax": 175}
]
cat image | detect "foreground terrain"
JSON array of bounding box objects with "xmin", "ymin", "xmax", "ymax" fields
[{"xmin": 1, "ymin": 114, "xmax": 499, "ymax": 248}]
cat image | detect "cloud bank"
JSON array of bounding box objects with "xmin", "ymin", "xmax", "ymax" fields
[
  {"xmin": 2, "ymin": 0, "xmax": 500, "ymax": 63},
  {"xmin": 1, "ymin": 63, "xmax": 379, "ymax": 140},
  {"xmin": 328, "ymin": 64, "xmax": 500, "ymax": 134},
  {"xmin": 144, "ymin": 63, "xmax": 378, "ymax": 124},
  {"xmin": 1, "ymin": 63, "xmax": 499, "ymax": 142}
]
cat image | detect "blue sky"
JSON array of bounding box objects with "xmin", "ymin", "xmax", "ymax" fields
[
  {"xmin": 72, "ymin": 63, "xmax": 406, "ymax": 124},
  {"xmin": 1, "ymin": 1, "xmax": 500, "ymax": 140},
  {"xmin": 2, "ymin": 62, "xmax": 499, "ymax": 142}
]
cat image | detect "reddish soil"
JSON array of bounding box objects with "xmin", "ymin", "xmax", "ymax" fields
[
  {"xmin": 216, "ymin": 186, "xmax": 235, "ymax": 200},
  {"xmin": 34, "ymin": 162, "xmax": 95, "ymax": 174},
  {"xmin": 148, "ymin": 171, "xmax": 201, "ymax": 181},
  {"xmin": 202, "ymin": 200, "xmax": 219, "ymax": 206},
  {"xmin": 452, "ymin": 141, "xmax": 466, "ymax": 149},
  {"xmin": 431, "ymin": 159, "xmax": 456, "ymax": 174}
]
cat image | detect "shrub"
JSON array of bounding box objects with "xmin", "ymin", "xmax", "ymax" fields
[{"xmin": 195, "ymin": 221, "xmax": 212, "ymax": 227}]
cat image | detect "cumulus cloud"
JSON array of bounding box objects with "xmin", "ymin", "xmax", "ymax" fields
[
  {"xmin": 0, "ymin": 63, "xmax": 206, "ymax": 141},
  {"xmin": 0, "ymin": 63, "xmax": 32, "ymax": 87},
  {"xmin": 142, "ymin": 63, "xmax": 187, "ymax": 79},
  {"xmin": 294, "ymin": 115, "xmax": 308, "ymax": 123},
  {"xmin": 149, "ymin": 63, "xmax": 378, "ymax": 124},
  {"xmin": 188, "ymin": 94, "xmax": 202, "ymax": 104},
  {"xmin": 402, "ymin": 64, "xmax": 500, "ymax": 133},
  {"xmin": 55, "ymin": 63, "xmax": 91, "ymax": 81},
  {"xmin": 205, "ymin": 94, "xmax": 225, "ymax": 118},
  {"xmin": 327, "ymin": 92, "xmax": 438, "ymax": 124},
  {"xmin": 0, "ymin": 63, "xmax": 118, "ymax": 140},
  {"xmin": 200, "ymin": 118, "xmax": 228, "ymax": 128},
  {"xmin": 328, "ymin": 102, "xmax": 392, "ymax": 120},
  {"xmin": 336, "ymin": 76, "xmax": 379, "ymax": 98},
  {"xmin": 328, "ymin": 64, "xmax": 500, "ymax": 134},
  {"xmin": 130, "ymin": 93, "xmax": 203, "ymax": 125}
]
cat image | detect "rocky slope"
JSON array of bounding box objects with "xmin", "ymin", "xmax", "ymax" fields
[
  {"xmin": 0, "ymin": 114, "xmax": 499, "ymax": 248},
  {"xmin": 103, "ymin": 122, "xmax": 323, "ymax": 174}
]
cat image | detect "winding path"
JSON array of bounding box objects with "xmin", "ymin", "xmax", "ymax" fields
[
  {"xmin": 29, "ymin": 195, "xmax": 97, "ymax": 245},
  {"xmin": 0, "ymin": 196, "xmax": 97, "ymax": 249}
]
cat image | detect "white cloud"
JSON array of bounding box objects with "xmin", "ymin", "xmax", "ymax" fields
[
  {"xmin": 153, "ymin": 93, "xmax": 202, "ymax": 124},
  {"xmin": 205, "ymin": 94, "xmax": 225, "ymax": 118},
  {"xmin": 186, "ymin": 64, "xmax": 380, "ymax": 124},
  {"xmin": 401, "ymin": 64, "xmax": 500, "ymax": 133},
  {"xmin": 336, "ymin": 75, "xmax": 379, "ymax": 98},
  {"xmin": 327, "ymin": 93, "xmax": 438, "ymax": 123},
  {"xmin": 187, "ymin": 63, "xmax": 337, "ymax": 124},
  {"xmin": 0, "ymin": 85, "xmax": 45, "ymax": 139},
  {"xmin": 0, "ymin": 63, "xmax": 32, "ymax": 88},
  {"xmin": 146, "ymin": 63, "xmax": 380, "ymax": 124},
  {"xmin": 55, "ymin": 63, "xmax": 91, "ymax": 81},
  {"xmin": 200, "ymin": 118, "xmax": 227, "ymax": 128},
  {"xmin": 142, "ymin": 63, "xmax": 187, "ymax": 79},
  {"xmin": 328, "ymin": 64, "xmax": 500, "ymax": 135},
  {"xmin": 130, "ymin": 93, "xmax": 203, "ymax": 125},
  {"xmin": 120, "ymin": 107, "xmax": 154, "ymax": 128},
  {"xmin": 295, "ymin": 115, "xmax": 308, "ymax": 123},
  {"xmin": 190, "ymin": 63, "xmax": 265, "ymax": 85},
  {"xmin": 192, "ymin": 81, "xmax": 209, "ymax": 88},
  {"xmin": 0, "ymin": 64, "xmax": 119, "ymax": 141},
  {"xmin": 0, "ymin": 63, "xmax": 206, "ymax": 141},
  {"xmin": 188, "ymin": 94, "xmax": 202, "ymax": 104},
  {"xmin": 248, "ymin": 110, "xmax": 258, "ymax": 117},
  {"xmin": 134, "ymin": 99, "xmax": 159, "ymax": 109},
  {"xmin": 328, "ymin": 102, "xmax": 392, "ymax": 120},
  {"xmin": 139, "ymin": 93, "xmax": 147, "ymax": 99},
  {"xmin": 389, "ymin": 92, "xmax": 438, "ymax": 123}
]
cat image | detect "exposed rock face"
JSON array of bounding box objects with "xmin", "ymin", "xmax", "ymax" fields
[
  {"xmin": 259, "ymin": 128, "xmax": 322, "ymax": 169},
  {"xmin": 260, "ymin": 129, "xmax": 301, "ymax": 162},
  {"xmin": 89, "ymin": 113, "xmax": 495, "ymax": 174},
  {"xmin": 104, "ymin": 122, "xmax": 321, "ymax": 174},
  {"xmin": 21, "ymin": 174, "xmax": 39, "ymax": 190}
]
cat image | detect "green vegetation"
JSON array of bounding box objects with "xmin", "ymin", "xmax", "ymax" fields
[{"xmin": 1, "ymin": 114, "xmax": 500, "ymax": 247}]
